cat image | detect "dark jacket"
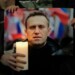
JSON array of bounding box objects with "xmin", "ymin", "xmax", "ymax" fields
[
  {"xmin": 47, "ymin": 37, "xmax": 63, "ymax": 55},
  {"xmin": 6, "ymin": 37, "xmax": 63, "ymax": 75},
  {"xmin": 0, "ymin": 37, "xmax": 64, "ymax": 75},
  {"xmin": 59, "ymin": 58, "xmax": 75, "ymax": 75}
]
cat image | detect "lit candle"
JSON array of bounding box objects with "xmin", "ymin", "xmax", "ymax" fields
[{"xmin": 16, "ymin": 41, "xmax": 28, "ymax": 70}]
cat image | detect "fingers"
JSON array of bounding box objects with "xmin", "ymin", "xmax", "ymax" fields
[
  {"xmin": 1, "ymin": 53, "xmax": 26, "ymax": 71},
  {"xmin": 8, "ymin": 57, "xmax": 26, "ymax": 71},
  {"xmin": 9, "ymin": 53, "xmax": 26, "ymax": 65},
  {"xmin": 6, "ymin": 5, "xmax": 19, "ymax": 13},
  {"xmin": 8, "ymin": 64, "xmax": 20, "ymax": 72},
  {"xmin": 8, "ymin": 60, "xmax": 24, "ymax": 69},
  {"xmin": 9, "ymin": 53, "xmax": 26, "ymax": 71},
  {"xmin": 16, "ymin": 59, "xmax": 26, "ymax": 64},
  {"xmin": 12, "ymin": 53, "xmax": 26, "ymax": 57},
  {"xmin": 71, "ymin": 18, "xmax": 75, "ymax": 24},
  {"xmin": 2, "ymin": 53, "xmax": 26, "ymax": 71}
]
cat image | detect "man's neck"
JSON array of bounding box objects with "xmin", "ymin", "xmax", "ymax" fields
[{"xmin": 29, "ymin": 41, "xmax": 47, "ymax": 49}]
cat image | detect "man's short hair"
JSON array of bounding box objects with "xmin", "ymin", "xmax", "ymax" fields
[{"xmin": 25, "ymin": 11, "xmax": 49, "ymax": 28}]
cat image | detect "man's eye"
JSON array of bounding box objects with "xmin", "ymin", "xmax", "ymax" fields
[
  {"xmin": 39, "ymin": 25, "xmax": 45, "ymax": 29},
  {"xmin": 29, "ymin": 26, "xmax": 35, "ymax": 29}
]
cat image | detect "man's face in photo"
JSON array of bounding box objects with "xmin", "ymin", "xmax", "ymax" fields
[{"xmin": 25, "ymin": 15, "xmax": 50, "ymax": 46}]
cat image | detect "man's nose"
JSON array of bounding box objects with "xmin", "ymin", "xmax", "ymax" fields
[{"xmin": 34, "ymin": 27, "xmax": 40, "ymax": 34}]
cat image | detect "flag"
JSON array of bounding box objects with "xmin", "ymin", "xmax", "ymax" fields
[
  {"xmin": 54, "ymin": 16, "xmax": 64, "ymax": 39},
  {"xmin": 48, "ymin": 8, "xmax": 69, "ymax": 25},
  {"xmin": 4, "ymin": 8, "xmax": 25, "ymax": 41},
  {"xmin": 48, "ymin": 8, "xmax": 69, "ymax": 39}
]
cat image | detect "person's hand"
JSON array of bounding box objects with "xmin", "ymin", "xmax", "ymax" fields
[
  {"xmin": 36, "ymin": 0, "xmax": 39, "ymax": 3},
  {"xmin": 6, "ymin": 5, "xmax": 19, "ymax": 13},
  {"xmin": 0, "ymin": 53, "xmax": 26, "ymax": 71},
  {"xmin": 71, "ymin": 18, "xmax": 75, "ymax": 29}
]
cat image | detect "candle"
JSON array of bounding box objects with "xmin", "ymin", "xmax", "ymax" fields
[{"xmin": 16, "ymin": 41, "xmax": 28, "ymax": 70}]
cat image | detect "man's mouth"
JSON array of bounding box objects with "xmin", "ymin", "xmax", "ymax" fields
[{"xmin": 33, "ymin": 36, "xmax": 41, "ymax": 38}]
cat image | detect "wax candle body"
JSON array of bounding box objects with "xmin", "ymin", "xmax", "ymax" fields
[{"xmin": 16, "ymin": 41, "xmax": 28, "ymax": 70}]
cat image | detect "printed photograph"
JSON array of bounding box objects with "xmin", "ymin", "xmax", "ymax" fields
[{"xmin": 4, "ymin": 8, "xmax": 73, "ymax": 56}]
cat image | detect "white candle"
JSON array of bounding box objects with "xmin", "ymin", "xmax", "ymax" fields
[{"xmin": 16, "ymin": 41, "xmax": 28, "ymax": 70}]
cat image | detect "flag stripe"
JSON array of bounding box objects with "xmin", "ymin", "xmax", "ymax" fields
[{"xmin": 16, "ymin": 21, "xmax": 21, "ymax": 33}]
